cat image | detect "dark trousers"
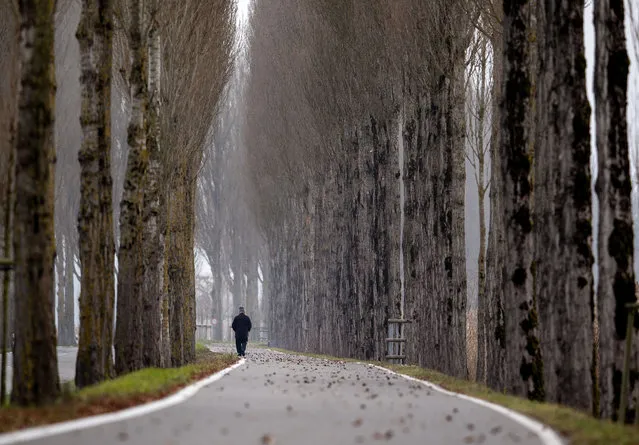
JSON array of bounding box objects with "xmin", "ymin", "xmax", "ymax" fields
[{"xmin": 235, "ymin": 337, "xmax": 247, "ymax": 356}]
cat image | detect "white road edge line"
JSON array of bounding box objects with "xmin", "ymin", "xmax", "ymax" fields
[
  {"xmin": 369, "ymin": 364, "xmax": 565, "ymax": 445},
  {"xmin": 0, "ymin": 357, "xmax": 246, "ymax": 445}
]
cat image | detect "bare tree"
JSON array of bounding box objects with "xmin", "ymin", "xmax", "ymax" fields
[
  {"xmin": 594, "ymin": 0, "xmax": 636, "ymax": 421},
  {"xmin": 160, "ymin": 0, "xmax": 236, "ymax": 365},
  {"xmin": 500, "ymin": 0, "xmax": 543, "ymax": 401},
  {"xmin": 75, "ymin": 0, "xmax": 117, "ymax": 387},
  {"xmin": 54, "ymin": 0, "xmax": 81, "ymax": 348},
  {"xmin": 141, "ymin": 0, "xmax": 164, "ymax": 367},
  {"xmin": 465, "ymin": 29, "xmax": 492, "ymax": 383},
  {"xmin": 534, "ymin": 0, "xmax": 593, "ymax": 411},
  {"xmin": 115, "ymin": 0, "xmax": 148, "ymax": 375}
]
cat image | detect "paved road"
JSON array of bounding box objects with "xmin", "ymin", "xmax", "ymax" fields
[
  {"xmin": 4, "ymin": 347, "xmax": 78, "ymax": 392},
  {"xmin": 11, "ymin": 345, "xmax": 551, "ymax": 445}
]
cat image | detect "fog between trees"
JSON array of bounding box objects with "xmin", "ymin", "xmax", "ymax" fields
[{"xmin": 1, "ymin": 0, "xmax": 639, "ymax": 426}]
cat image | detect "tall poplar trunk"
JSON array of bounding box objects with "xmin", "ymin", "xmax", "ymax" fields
[
  {"xmin": 0, "ymin": 3, "xmax": 20, "ymax": 386},
  {"xmin": 449, "ymin": 58, "xmax": 468, "ymax": 379},
  {"xmin": 183, "ymin": 176, "xmax": 196, "ymax": 362},
  {"xmin": 535, "ymin": 0, "xmax": 593, "ymax": 411},
  {"xmin": 63, "ymin": 238, "xmax": 76, "ymax": 344},
  {"xmin": 167, "ymin": 172, "xmax": 197, "ymax": 366},
  {"xmin": 115, "ymin": 0, "xmax": 148, "ymax": 375},
  {"xmin": 1, "ymin": 124, "xmax": 15, "ymax": 405},
  {"xmin": 231, "ymin": 228, "xmax": 243, "ymax": 312},
  {"xmin": 246, "ymin": 255, "xmax": 259, "ymax": 338},
  {"xmin": 76, "ymin": 0, "xmax": 116, "ymax": 388},
  {"xmin": 474, "ymin": 38, "xmax": 491, "ymax": 385},
  {"xmin": 501, "ymin": 0, "xmax": 543, "ymax": 401},
  {"xmin": 56, "ymin": 237, "xmax": 74, "ymax": 346},
  {"xmin": 594, "ymin": 0, "xmax": 635, "ymax": 421},
  {"xmin": 142, "ymin": 0, "xmax": 163, "ymax": 367},
  {"xmin": 12, "ymin": 0, "xmax": 60, "ymax": 405}
]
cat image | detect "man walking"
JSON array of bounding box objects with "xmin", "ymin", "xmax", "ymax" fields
[{"xmin": 231, "ymin": 306, "xmax": 252, "ymax": 357}]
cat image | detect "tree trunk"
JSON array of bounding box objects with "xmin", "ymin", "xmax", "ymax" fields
[
  {"xmin": 449, "ymin": 59, "xmax": 468, "ymax": 379},
  {"xmin": 56, "ymin": 236, "xmax": 74, "ymax": 346},
  {"xmin": 246, "ymin": 254, "xmax": 259, "ymax": 340},
  {"xmin": 167, "ymin": 174, "xmax": 192, "ymax": 366},
  {"xmin": 231, "ymin": 227, "xmax": 243, "ymax": 313},
  {"xmin": 1, "ymin": 121, "xmax": 15, "ymax": 405},
  {"xmin": 182, "ymin": 176, "xmax": 196, "ymax": 363},
  {"xmin": 115, "ymin": 0, "xmax": 148, "ymax": 375},
  {"xmin": 0, "ymin": 3, "xmax": 20, "ymax": 400},
  {"xmin": 500, "ymin": 0, "xmax": 543, "ymax": 401},
  {"xmin": 594, "ymin": 0, "xmax": 635, "ymax": 421},
  {"xmin": 12, "ymin": 0, "xmax": 60, "ymax": 405},
  {"xmin": 75, "ymin": 0, "xmax": 116, "ymax": 388},
  {"xmin": 534, "ymin": 0, "xmax": 593, "ymax": 411},
  {"xmin": 484, "ymin": 32, "xmax": 507, "ymax": 392},
  {"xmin": 63, "ymin": 238, "xmax": 76, "ymax": 345},
  {"xmin": 141, "ymin": 1, "xmax": 163, "ymax": 367},
  {"xmin": 473, "ymin": 36, "xmax": 490, "ymax": 385}
]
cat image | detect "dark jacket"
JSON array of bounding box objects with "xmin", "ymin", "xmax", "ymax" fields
[{"xmin": 232, "ymin": 313, "xmax": 252, "ymax": 341}]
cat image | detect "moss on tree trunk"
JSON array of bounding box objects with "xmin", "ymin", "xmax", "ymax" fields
[
  {"xmin": 76, "ymin": 0, "xmax": 116, "ymax": 388},
  {"xmin": 12, "ymin": 0, "xmax": 60, "ymax": 406},
  {"xmin": 594, "ymin": 0, "xmax": 635, "ymax": 421}
]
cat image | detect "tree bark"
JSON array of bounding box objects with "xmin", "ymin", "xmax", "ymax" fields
[
  {"xmin": 1, "ymin": 120, "xmax": 15, "ymax": 405},
  {"xmin": 183, "ymin": 176, "xmax": 196, "ymax": 362},
  {"xmin": 534, "ymin": 0, "xmax": 593, "ymax": 411},
  {"xmin": 167, "ymin": 173, "xmax": 197, "ymax": 366},
  {"xmin": 594, "ymin": 0, "xmax": 635, "ymax": 421},
  {"xmin": 500, "ymin": 0, "xmax": 544, "ymax": 401},
  {"xmin": 75, "ymin": 0, "xmax": 116, "ymax": 388},
  {"xmin": 115, "ymin": 0, "xmax": 148, "ymax": 375},
  {"xmin": 246, "ymin": 254, "xmax": 259, "ymax": 339},
  {"xmin": 56, "ymin": 236, "xmax": 75, "ymax": 346},
  {"xmin": 63, "ymin": 238, "xmax": 76, "ymax": 345},
  {"xmin": 141, "ymin": 0, "xmax": 163, "ymax": 367},
  {"xmin": 12, "ymin": 0, "xmax": 60, "ymax": 405}
]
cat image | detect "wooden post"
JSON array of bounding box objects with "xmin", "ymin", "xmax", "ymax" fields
[
  {"xmin": 386, "ymin": 319, "xmax": 411, "ymax": 364},
  {"xmin": 619, "ymin": 302, "xmax": 639, "ymax": 423}
]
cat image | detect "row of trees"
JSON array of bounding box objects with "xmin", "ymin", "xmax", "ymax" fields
[
  {"xmin": 195, "ymin": 53, "xmax": 267, "ymax": 342},
  {"xmin": 243, "ymin": 0, "xmax": 637, "ymax": 421},
  {"xmin": 0, "ymin": 0, "xmax": 235, "ymax": 406}
]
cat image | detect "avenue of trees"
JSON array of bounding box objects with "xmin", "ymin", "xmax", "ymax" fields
[
  {"xmin": 0, "ymin": 0, "xmax": 235, "ymax": 405},
  {"xmin": 1, "ymin": 0, "xmax": 638, "ymax": 428},
  {"xmin": 242, "ymin": 0, "xmax": 638, "ymax": 422}
]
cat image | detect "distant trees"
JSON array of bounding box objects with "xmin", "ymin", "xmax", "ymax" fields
[
  {"xmin": 241, "ymin": 0, "xmax": 637, "ymax": 422},
  {"xmin": 243, "ymin": 0, "xmax": 471, "ymax": 375},
  {"xmin": 0, "ymin": 0, "xmax": 636, "ymax": 422}
]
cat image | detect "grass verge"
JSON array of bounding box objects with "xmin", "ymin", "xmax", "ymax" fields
[
  {"xmin": 0, "ymin": 345, "xmax": 237, "ymax": 434},
  {"xmin": 271, "ymin": 346, "xmax": 639, "ymax": 445},
  {"xmin": 385, "ymin": 365, "xmax": 639, "ymax": 445}
]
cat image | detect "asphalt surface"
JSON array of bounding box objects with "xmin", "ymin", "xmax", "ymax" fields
[
  {"xmin": 4, "ymin": 346, "xmax": 77, "ymax": 392},
  {"xmin": 9, "ymin": 344, "xmax": 550, "ymax": 445}
]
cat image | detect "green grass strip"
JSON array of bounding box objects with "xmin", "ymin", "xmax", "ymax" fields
[{"xmin": 0, "ymin": 346, "xmax": 237, "ymax": 434}]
